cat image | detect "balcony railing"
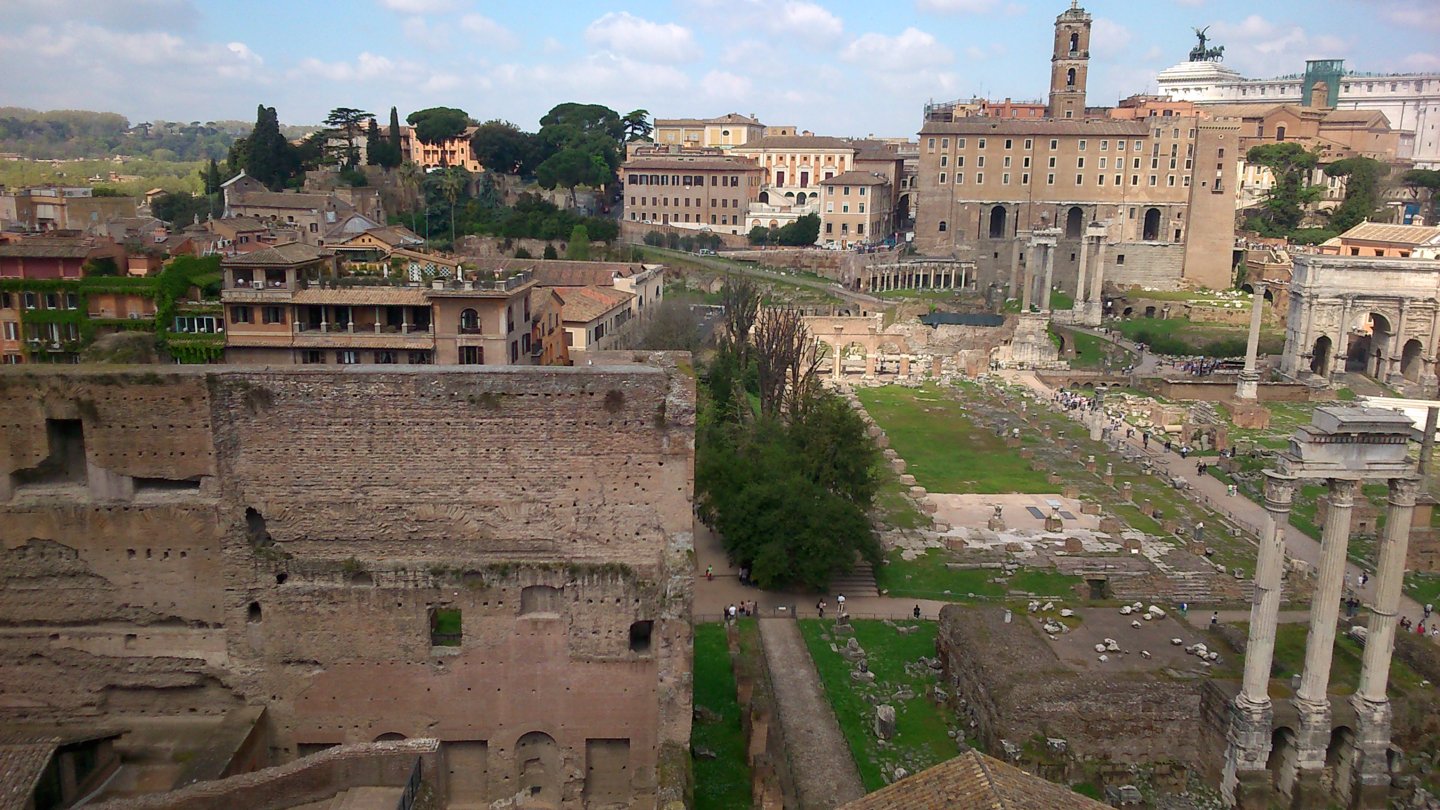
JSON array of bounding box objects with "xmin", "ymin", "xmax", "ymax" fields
[{"xmin": 295, "ymin": 323, "xmax": 431, "ymax": 335}]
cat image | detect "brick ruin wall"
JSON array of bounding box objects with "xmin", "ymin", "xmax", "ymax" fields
[
  {"xmin": 0, "ymin": 363, "xmax": 696, "ymax": 810},
  {"xmin": 936, "ymin": 606, "xmax": 1211, "ymax": 774}
]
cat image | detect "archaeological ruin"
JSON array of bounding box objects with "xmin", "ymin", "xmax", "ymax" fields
[{"xmin": 0, "ymin": 360, "xmax": 695, "ymax": 809}]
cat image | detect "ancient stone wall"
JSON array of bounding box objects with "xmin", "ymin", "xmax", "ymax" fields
[
  {"xmin": 937, "ymin": 605, "xmax": 1205, "ymax": 770},
  {"xmin": 0, "ymin": 363, "xmax": 696, "ymax": 810}
]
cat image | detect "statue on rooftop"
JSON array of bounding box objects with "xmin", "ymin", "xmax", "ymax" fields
[{"xmin": 1188, "ymin": 26, "xmax": 1225, "ymax": 62}]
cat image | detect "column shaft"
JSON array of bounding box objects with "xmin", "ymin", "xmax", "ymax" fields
[
  {"xmin": 1239, "ymin": 471, "xmax": 1296, "ymax": 706},
  {"xmin": 1089, "ymin": 239, "xmax": 1106, "ymax": 305},
  {"xmin": 1021, "ymin": 244, "xmax": 1036, "ymax": 311},
  {"xmin": 1040, "ymin": 244, "xmax": 1055, "ymax": 312},
  {"xmin": 1075, "ymin": 235, "xmax": 1091, "ymax": 306},
  {"xmin": 1296, "ymin": 477, "xmax": 1357, "ymax": 706},
  {"xmin": 1357, "ymin": 478, "xmax": 1418, "ymax": 702}
]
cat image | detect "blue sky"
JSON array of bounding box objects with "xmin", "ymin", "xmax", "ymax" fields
[{"xmin": 2, "ymin": 0, "xmax": 1435, "ymax": 137}]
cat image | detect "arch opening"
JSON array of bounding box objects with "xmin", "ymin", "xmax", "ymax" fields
[
  {"xmin": 1142, "ymin": 207, "xmax": 1161, "ymax": 241},
  {"xmin": 516, "ymin": 731, "xmax": 562, "ymax": 806},
  {"xmin": 988, "ymin": 205, "xmax": 1007, "ymax": 239},
  {"xmin": 1401, "ymin": 338, "xmax": 1424, "ymax": 382},
  {"xmin": 1311, "ymin": 335, "xmax": 1333, "ymax": 377},
  {"xmin": 1065, "ymin": 206, "xmax": 1084, "ymax": 239}
]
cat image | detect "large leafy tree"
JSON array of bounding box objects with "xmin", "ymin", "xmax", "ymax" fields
[
  {"xmin": 406, "ymin": 107, "xmax": 471, "ymax": 163},
  {"xmin": 426, "ymin": 167, "xmax": 470, "ymax": 245},
  {"xmin": 533, "ymin": 103, "xmax": 624, "ymax": 204},
  {"xmin": 1323, "ymin": 156, "xmax": 1390, "ymax": 234},
  {"xmin": 1245, "ymin": 143, "xmax": 1322, "ymax": 236},
  {"xmin": 470, "ymin": 119, "xmax": 538, "ymax": 176},
  {"xmin": 153, "ymin": 191, "xmax": 220, "ymax": 226},
  {"xmin": 239, "ymin": 104, "xmax": 301, "ymax": 190},
  {"xmin": 536, "ymin": 147, "xmax": 610, "ymax": 207},
  {"xmin": 1402, "ymin": 169, "xmax": 1440, "ymax": 225},
  {"xmin": 622, "ymin": 109, "xmax": 653, "ymax": 142},
  {"xmin": 324, "ymin": 107, "xmax": 372, "ymax": 168}
]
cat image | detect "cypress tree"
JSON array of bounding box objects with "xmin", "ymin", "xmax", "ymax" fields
[
  {"xmin": 206, "ymin": 159, "xmax": 222, "ymax": 195},
  {"xmin": 387, "ymin": 106, "xmax": 403, "ymax": 168},
  {"xmin": 365, "ymin": 118, "xmax": 382, "ymax": 166}
]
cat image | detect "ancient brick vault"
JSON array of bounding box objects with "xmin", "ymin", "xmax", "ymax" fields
[{"xmin": 0, "ymin": 361, "xmax": 696, "ymax": 809}]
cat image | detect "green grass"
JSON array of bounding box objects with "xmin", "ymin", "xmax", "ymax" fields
[
  {"xmin": 857, "ymin": 384, "xmax": 1050, "ymax": 494},
  {"xmin": 798, "ymin": 619, "xmax": 958, "ymax": 792},
  {"xmin": 876, "ymin": 549, "xmax": 1006, "ymax": 600},
  {"xmin": 1111, "ymin": 317, "xmax": 1283, "ymax": 358},
  {"xmin": 1010, "ymin": 570, "xmax": 1084, "ymax": 597},
  {"xmin": 1406, "ymin": 573, "xmax": 1440, "ymax": 609},
  {"xmin": 873, "ymin": 463, "xmax": 931, "ymax": 531},
  {"xmin": 1265, "ymin": 621, "xmax": 1426, "ymax": 696},
  {"xmin": 692, "ymin": 623, "xmax": 753, "ymax": 810}
]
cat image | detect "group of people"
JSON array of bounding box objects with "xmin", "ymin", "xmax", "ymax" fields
[
  {"xmin": 1177, "ymin": 358, "xmax": 1224, "ymax": 377},
  {"xmin": 724, "ymin": 601, "xmax": 757, "ymax": 622}
]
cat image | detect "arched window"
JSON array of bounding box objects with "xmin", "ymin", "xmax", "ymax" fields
[
  {"xmin": 1142, "ymin": 208, "xmax": 1161, "ymax": 241},
  {"xmin": 1065, "ymin": 206, "xmax": 1084, "ymax": 239},
  {"xmin": 1275, "ymin": 125, "xmax": 1287, "ymax": 142},
  {"xmin": 988, "ymin": 205, "xmax": 1007, "ymax": 239},
  {"xmin": 1068, "ymin": 32, "xmax": 1079, "ymax": 53},
  {"xmin": 1066, "ymin": 68, "xmax": 1076, "ymax": 87},
  {"xmin": 460, "ymin": 308, "xmax": 479, "ymax": 332},
  {"xmin": 938, "ymin": 220, "xmax": 948, "ymax": 233}
]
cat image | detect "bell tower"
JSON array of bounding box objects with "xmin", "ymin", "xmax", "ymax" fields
[{"xmin": 1047, "ymin": 1, "xmax": 1092, "ymax": 119}]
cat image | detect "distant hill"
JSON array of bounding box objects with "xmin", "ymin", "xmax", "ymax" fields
[{"xmin": 0, "ymin": 107, "xmax": 317, "ymax": 162}]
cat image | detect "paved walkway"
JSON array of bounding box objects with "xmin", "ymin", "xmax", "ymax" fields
[
  {"xmin": 1007, "ymin": 367, "xmax": 1434, "ymax": 633},
  {"xmin": 758, "ymin": 618, "xmax": 866, "ymax": 809}
]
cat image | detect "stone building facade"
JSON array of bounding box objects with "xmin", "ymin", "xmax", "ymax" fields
[
  {"xmin": 913, "ymin": 3, "xmax": 1240, "ymax": 293},
  {"xmin": 0, "ymin": 363, "xmax": 695, "ymax": 808},
  {"xmin": 620, "ymin": 153, "xmax": 764, "ymax": 234},
  {"xmin": 1278, "ymin": 254, "xmax": 1440, "ymax": 395}
]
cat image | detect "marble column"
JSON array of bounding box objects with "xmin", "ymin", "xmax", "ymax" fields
[
  {"xmin": 1227, "ymin": 469, "xmax": 1296, "ymax": 808},
  {"xmin": 1291, "ymin": 477, "xmax": 1358, "ymax": 806},
  {"xmin": 1350, "ymin": 477, "xmax": 1418, "ymax": 806},
  {"xmin": 1040, "ymin": 242, "xmax": 1055, "ymax": 312},
  {"xmin": 1075, "ymin": 234, "xmax": 1091, "ymax": 308},
  {"xmin": 1085, "ymin": 237, "xmax": 1106, "ymax": 327},
  {"xmin": 899, "ymin": 355, "xmax": 911, "ymax": 378},
  {"xmin": 1021, "ymin": 243, "xmax": 1037, "ymax": 312},
  {"xmin": 1010, "ymin": 231, "xmax": 1028, "ymax": 300},
  {"xmin": 1236, "ymin": 282, "xmax": 1266, "ymax": 400},
  {"xmin": 832, "ymin": 330, "xmax": 843, "ymax": 380}
]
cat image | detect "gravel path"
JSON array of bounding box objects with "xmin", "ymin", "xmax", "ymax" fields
[{"xmin": 758, "ymin": 618, "xmax": 866, "ymax": 809}]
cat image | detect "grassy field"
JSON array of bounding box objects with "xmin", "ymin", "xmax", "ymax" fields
[
  {"xmin": 693, "ymin": 623, "xmax": 753, "ymax": 810},
  {"xmin": 872, "ymin": 462, "xmax": 931, "ymax": 531},
  {"xmin": 856, "ymin": 385, "xmax": 1051, "ymax": 494},
  {"xmin": 798, "ymin": 619, "xmax": 958, "ymax": 792},
  {"xmin": 1406, "ymin": 573, "xmax": 1440, "ymax": 610},
  {"xmin": 1112, "ymin": 317, "xmax": 1284, "ymax": 358},
  {"xmin": 1265, "ymin": 621, "xmax": 1426, "ymax": 696}
]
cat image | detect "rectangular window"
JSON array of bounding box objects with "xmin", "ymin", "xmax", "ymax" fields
[
  {"xmin": 1097, "ymin": 174, "xmax": 1104, "ymax": 185},
  {"xmin": 0, "ymin": 293, "xmax": 10, "ymax": 309},
  {"xmin": 859, "ymin": 203, "xmax": 865, "ymax": 213},
  {"xmin": 1135, "ymin": 140, "xmax": 1143, "ymax": 151},
  {"xmin": 1003, "ymin": 156, "xmax": 1011, "ymax": 168},
  {"xmin": 842, "ymin": 204, "xmax": 849, "ymax": 213},
  {"xmin": 975, "ymin": 173, "xmax": 983, "ymax": 184},
  {"xmin": 1022, "ymin": 172, "xmax": 1030, "ymax": 184},
  {"xmin": 1004, "ymin": 139, "xmax": 1013, "ymax": 149},
  {"xmin": 1149, "ymin": 175, "xmax": 1158, "ymax": 186},
  {"xmin": 1075, "ymin": 174, "xmax": 1083, "ymax": 185},
  {"xmin": 1048, "ymin": 157, "xmax": 1056, "ymax": 168},
  {"xmin": 955, "ymin": 173, "xmax": 964, "ymax": 184},
  {"xmin": 262, "ymin": 306, "xmax": 284, "ymax": 324},
  {"xmin": 1100, "ymin": 140, "xmax": 1108, "ymax": 151},
  {"xmin": 978, "ymin": 138, "xmax": 986, "ymax": 148},
  {"xmin": 1002, "ymin": 173, "xmax": 1010, "ymax": 184},
  {"xmin": 825, "ymin": 223, "xmax": 832, "ymax": 234},
  {"xmin": 460, "ymin": 346, "xmax": 483, "ymax": 364},
  {"xmin": 3, "ymin": 322, "xmax": 17, "ymax": 341},
  {"xmin": 977, "ymin": 156, "xmax": 985, "ymax": 168},
  {"xmin": 1022, "ymin": 156, "xmax": 1031, "ymax": 168},
  {"xmin": 1168, "ymin": 175, "xmax": 1176, "ymax": 186},
  {"xmin": 1117, "ymin": 140, "xmax": 1126, "ymax": 151},
  {"xmin": 1077, "ymin": 157, "xmax": 1084, "ymax": 168},
  {"xmin": 1024, "ymin": 139, "xmax": 1033, "ymax": 149},
  {"xmin": 375, "ymin": 351, "xmax": 397, "ymax": 364},
  {"xmin": 859, "ymin": 187, "xmax": 866, "ymax": 196},
  {"xmin": 409, "ymin": 351, "xmax": 432, "ymax": 364},
  {"xmin": 927, "ymin": 137, "xmax": 936, "ymax": 150},
  {"xmin": 336, "ymin": 350, "xmax": 359, "ymax": 365},
  {"xmin": 1050, "ymin": 139, "xmax": 1058, "ymax": 150},
  {"xmin": 45, "ymin": 293, "xmax": 58, "ymax": 310},
  {"xmin": 429, "ymin": 608, "xmax": 462, "ymax": 648},
  {"xmin": 1099, "ymin": 157, "xmax": 1107, "ymax": 169},
  {"xmin": 1078, "ymin": 139, "xmax": 1087, "ymax": 151},
  {"xmin": 1047, "ymin": 173, "xmax": 1055, "ymax": 185},
  {"xmin": 301, "ymin": 350, "xmax": 324, "ymax": 364},
  {"xmin": 956, "ymin": 156, "xmax": 965, "ymax": 167},
  {"xmin": 232, "ymin": 305, "xmax": 252, "ymax": 324},
  {"xmin": 958, "ymin": 138, "xmax": 966, "ymax": 148}
]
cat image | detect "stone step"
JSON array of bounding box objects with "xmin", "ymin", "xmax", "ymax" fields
[{"xmin": 830, "ymin": 562, "xmax": 880, "ymax": 598}]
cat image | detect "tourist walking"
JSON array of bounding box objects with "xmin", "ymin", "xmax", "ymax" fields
[
  {"xmin": 817, "ymin": 599, "xmax": 826, "ymax": 619},
  {"xmin": 705, "ymin": 565, "xmax": 713, "ymax": 581},
  {"xmin": 913, "ymin": 604, "xmax": 922, "ymax": 620},
  {"xmin": 1210, "ymin": 611, "xmax": 1219, "ymax": 629}
]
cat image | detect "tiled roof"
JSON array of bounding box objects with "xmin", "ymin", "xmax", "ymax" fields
[
  {"xmin": 338, "ymin": 225, "xmax": 423, "ymax": 247},
  {"xmin": 0, "ymin": 741, "xmax": 55, "ymax": 810},
  {"xmin": 221, "ymin": 242, "xmax": 331, "ymax": 267},
  {"xmin": 735, "ymin": 134, "xmax": 856, "ymax": 150},
  {"xmin": 555, "ymin": 285, "xmax": 634, "ymax": 323},
  {"xmin": 289, "ymin": 287, "xmax": 430, "ymax": 306},
  {"xmin": 0, "ymin": 238, "xmax": 104, "ymax": 258},
  {"xmin": 920, "ymin": 119, "xmax": 1152, "ymax": 136},
  {"xmin": 624, "ymin": 156, "xmax": 761, "ymax": 171},
  {"xmin": 1336, "ymin": 222, "xmax": 1440, "ymax": 247},
  {"xmin": 838, "ymin": 751, "xmax": 1112, "ymax": 810},
  {"xmin": 820, "ymin": 170, "xmax": 889, "ymax": 186}
]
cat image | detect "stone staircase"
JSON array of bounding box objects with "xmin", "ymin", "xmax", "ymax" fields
[
  {"xmin": 1110, "ymin": 570, "xmax": 1254, "ymax": 606},
  {"xmin": 830, "ymin": 561, "xmax": 880, "ymax": 598}
]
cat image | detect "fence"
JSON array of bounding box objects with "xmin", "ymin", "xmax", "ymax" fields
[{"xmin": 396, "ymin": 757, "xmax": 422, "ymax": 810}]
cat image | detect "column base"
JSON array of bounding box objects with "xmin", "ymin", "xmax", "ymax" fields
[
  {"xmin": 1290, "ymin": 767, "xmax": 1329, "ymax": 810},
  {"xmin": 1290, "ymin": 697, "xmax": 1333, "ymax": 810},
  {"xmin": 1225, "ymin": 697, "xmax": 1276, "ymax": 807},
  {"xmin": 1235, "ymin": 371, "xmax": 1259, "ymax": 401},
  {"xmin": 1349, "ymin": 696, "xmax": 1394, "ymax": 810}
]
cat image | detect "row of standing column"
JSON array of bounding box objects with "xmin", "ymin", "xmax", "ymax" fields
[
  {"xmin": 1230, "ymin": 473, "xmax": 1417, "ymax": 808},
  {"xmin": 867, "ymin": 267, "xmax": 966, "ymax": 293}
]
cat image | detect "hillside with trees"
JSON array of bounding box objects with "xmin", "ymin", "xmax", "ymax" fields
[{"xmin": 0, "ymin": 107, "xmax": 314, "ymax": 161}]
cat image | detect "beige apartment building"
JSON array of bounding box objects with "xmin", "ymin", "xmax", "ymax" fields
[
  {"xmin": 219, "ymin": 243, "xmax": 539, "ymax": 365},
  {"xmin": 399, "ymin": 125, "xmax": 484, "ymax": 172},
  {"xmin": 653, "ymin": 113, "xmax": 765, "ymax": 150},
  {"xmin": 621, "ymin": 154, "xmax": 764, "ymax": 234},
  {"xmin": 819, "ymin": 171, "xmax": 894, "ymax": 248},
  {"xmin": 914, "ymin": 2, "xmax": 1238, "ymax": 291}
]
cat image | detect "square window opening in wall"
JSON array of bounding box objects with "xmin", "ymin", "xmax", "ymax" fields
[
  {"xmin": 14, "ymin": 418, "xmax": 86, "ymax": 488},
  {"xmin": 628, "ymin": 620, "xmax": 653, "ymax": 654},
  {"xmin": 430, "ymin": 608, "xmax": 462, "ymax": 648}
]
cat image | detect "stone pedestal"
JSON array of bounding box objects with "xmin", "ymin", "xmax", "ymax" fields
[
  {"xmin": 1348, "ymin": 696, "xmax": 1394, "ymax": 809},
  {"xmin": 899, "ymin": 355, "xmax": 911, "ymax": 378},
  {"xmin": 1044, "ymin": 508, "xmax": 1064, "ymax": 532},
  {"xmin": 1226, "ymin": 699, "xmax": 1277, "ymax": 810},
  {"xmin": 1235, "ymin": 370, "xmax": 1259, "ymax": 401},
  {"xmin": 864, "ymin": 355, "xmax": 876, "ymax": 377},
  {"xmin": 1291, "ymin": 700, "xmax": 1333, "ymax": 808}
]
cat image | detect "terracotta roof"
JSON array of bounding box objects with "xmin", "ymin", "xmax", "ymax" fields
[
  {"xmin": 735, "ymin": 134, "xmax": 856, "ymax": 150},
  {"xmin": 0, "ymin": 741, "xmax": 54, "ymax": 810},
  {"xmin": 920, "ymin": 119, "xmax": 1152, "ymax": 136},
  {"xmin": 1336, "ymin": 222, "xmax": 1440, "ymax": 247},
  {"xmin": 390, "ymin": 248, "xmax": 460, "ymax": 267},
  {"xmin": 838, "ymin": 751, "xmax": 1112, "ymax": 810},
  {"xmin": 624, "ymin": 156, "xmax": 761, "ymax": 171},
  {"xmin": 851, "ymin": 140, "xmax": 902, "ymax": 161},
  {"xmin": 555, "ymin": 285, "xmax": 634, "ymax": 323},
  {"xmin": 336, "ymin": 225, "xmax": 423, "ymax": 248},
  {"xmin": 655, "ymin": 118, "xmax": 707, "ymax": 127},
  {"xmin": 528, "ymin": 264, "xmax": 638, "ymax": 287},
  {"xmin": 211, "ymin": 216, "xmax": 270, "ymax": 233},
  {"xmin": 0, "ymin": 238, "xmax": 105, "ymax": 258},
  {"xmin": 221, "ymin": 242, "xmax": 331, "ymax": 267},
  {"xmin": 289, "ymin": 287, "xmax": 430, "ymax": 306},
  {"xmin": 820, "ymin": 170, "xmax": 889, "ymax": 186}
]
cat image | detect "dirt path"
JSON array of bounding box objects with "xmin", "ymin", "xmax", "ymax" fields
[{"xmin": 758, "ymin": 618, "xmax": 866, "ymax": 809}]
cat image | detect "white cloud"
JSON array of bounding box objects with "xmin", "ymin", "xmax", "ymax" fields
[
  {"xmin": 294, "ymin": 52, "xmax": 417, "ymax": 83},
  {"xmin": 584, "ymin": 12, "xmax": 695, "ymax": 63},
  {"xmin": 701, "ymin": 70, "xmax": 753, "ymax": 101},
  {"xmin": 916, "ymin": 0, "xmax": 998, "ymax": 14},
  {"xmin": 1090, "ymin": 19, "xmax": 1132, "ymax": 59},
  {"xmin": 1402, "ymin": 52, "xmax": 1440, "ymax": 71},
  {"xmin": 1208, "ymin": 16, "xmax": 1347, "ymax": 78},
  {"xmin": 376, "ymin": 0, "xmax": 459, "ymax": 13},
  {"xmin": 1382, "ymin": 6, "xmax": 1440, "ymax": 32},
  {"xmin": 541, "ymin": 37, "xmax": 564, "ymax": 54},
  {"xmin": 459, "ymin": 13, "xmax": 517, "ymax": 49},
  {"xmin": 843, "ymin": 28, "xmax": 953, "ymax": 72},
  {"xmin": 687, "ymin": 0, "xmax": 842, "ymax": 46},
  {"xmin": 1174, "ymin": 0, "xmax": 1205, "ymax": 7}
]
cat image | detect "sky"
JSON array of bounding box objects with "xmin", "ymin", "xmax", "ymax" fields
[{"xmin": 1, "ymin": 0, "xmax": 1436, "ymax": 138}]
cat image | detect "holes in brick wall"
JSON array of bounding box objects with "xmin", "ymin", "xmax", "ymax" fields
[
  {"xmin": 245, "ymin": 508, "xmax": 272, "ymax": 549},
  {"xmin": 14, "ymin": 418, "xmax": 86, "ymax": 486},
  {"xmin": 134, "ymin": 476, "xmax": 201, "ymax": 495},
  {"xmin": 430, "ymin": 608, "xmax": 462, "ymax": 648},
  {"xmin": 275, "ymin": 573, "xmax": 288, "ymax": 585},
  {"xmin": 604, "ymin": 390, "xmax": 625, "ymax": 413},
  {"xmin": 247, "ymin": 601, "xmax": 262, "ymax": 623}
]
